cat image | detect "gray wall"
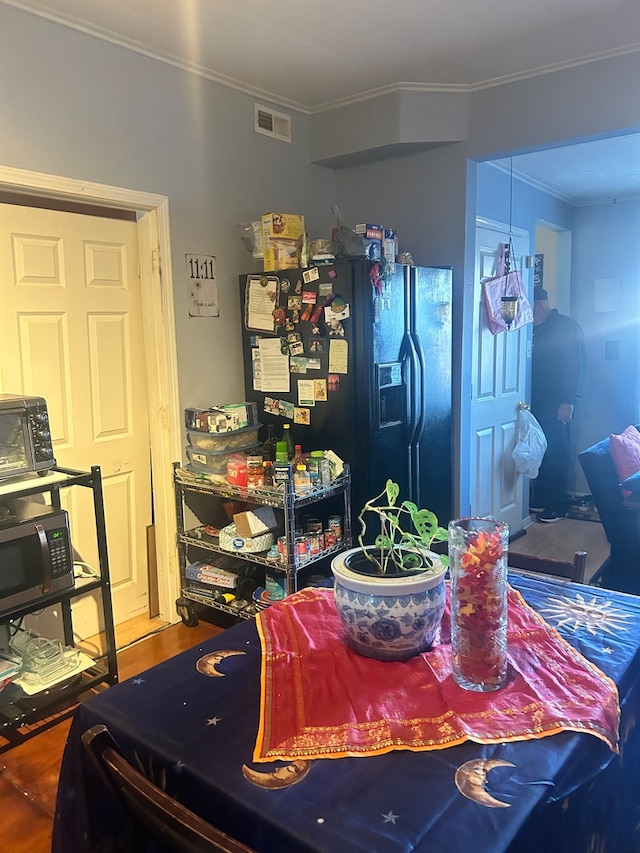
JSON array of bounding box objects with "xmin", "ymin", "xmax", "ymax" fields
[
  {"xmin": 468, "ymin": 52, "xmax": 640, "ymax": 159},
  {"xmin": 0, "ymin": 4, "xmax": 336, "ymax": 421}
]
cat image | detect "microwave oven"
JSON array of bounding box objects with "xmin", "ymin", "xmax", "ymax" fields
[
  {"xmin": 0, "ymin": 394, "xmax": 56, "ymax": 482},
  {"xmin": 0, "ymin": 499, "xmax": 74, "ymax": 618}
]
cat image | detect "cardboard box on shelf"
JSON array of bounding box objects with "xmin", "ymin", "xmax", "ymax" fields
[
  {"xmin": 185, "ymin": 561, "xmax": 238, "ymax": 589},
  {"xmin": 233, "ymin": 506, "xmax": 278, "ymax": 539},
  {"xmin": 261, "ymin": 213, "xmax": 305, "ymax": 272}
]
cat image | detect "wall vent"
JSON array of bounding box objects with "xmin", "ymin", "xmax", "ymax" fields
[{"xmin": 254, "ymin": 104, "xmax": 291, "ymax": 143}]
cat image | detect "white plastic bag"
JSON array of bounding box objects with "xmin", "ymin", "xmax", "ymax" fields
[{"xmin": 511, "ymin": 409, "xmax": 547, "ymax": 478}]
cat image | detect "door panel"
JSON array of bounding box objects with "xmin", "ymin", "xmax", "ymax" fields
[
  {"xmin": 470, "ymin": 222, "xmax": 531, "ymax": 534},
  {"xmin": 0, "ymin": 203, "xmax": 151, "ymax": 637}
]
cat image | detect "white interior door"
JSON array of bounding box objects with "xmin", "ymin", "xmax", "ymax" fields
[
  {"xmin": 0, "ymin": 202, "xmax": 152, "ymax": 638},
  {"xmin": 468, "ymin": 219, "xmax": 531, "ymax": 536}
]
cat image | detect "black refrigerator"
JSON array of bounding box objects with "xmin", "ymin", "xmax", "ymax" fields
[{"xmin": 239, "ymin": 258, "xmax": 452, "ymax": 527}]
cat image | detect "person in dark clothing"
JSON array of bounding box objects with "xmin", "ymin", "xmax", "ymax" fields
[{"xmin": 530, "ymin": 286, "xmax": 586, "ymax": 522}]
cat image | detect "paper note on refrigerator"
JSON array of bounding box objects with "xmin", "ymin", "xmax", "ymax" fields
[
  {"xmin": 258, "ymin": 337, "xmax": 290, "ymax": 393},
  {"xmin": 297, "ymin": 379, "xmax": 316, "ymax": 407},
  {"xmin": 329, "ymin": 339, "xmax": 348, "ymax": 374},
  {"xmin": 245, "ymin": 275, "xmax": 278, "ymax": 332}
]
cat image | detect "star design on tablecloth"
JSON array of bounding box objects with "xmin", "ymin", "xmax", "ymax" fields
[
  {"xmin": 538, "ymin": 593, "xmax": 633, "ymax": 636},
  {"xmin": 207, "ymin": 716, "xmax": 221, "ymax": 726},
  {"xmin": 382, "ymin": 811, "xmax": 399, "ymax": 824},
  {"xmin": 132, "ymin": 677, "xmax": 145, "ymax": 685}
]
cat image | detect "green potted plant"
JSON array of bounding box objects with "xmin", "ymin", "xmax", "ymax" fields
[
  {"xmin": 331, "ymin": 480, "xmax": 449, "ymax": 661},
  {"xmin": 352, "ymin": 479, "xmax": 448, "ymax": 575}
]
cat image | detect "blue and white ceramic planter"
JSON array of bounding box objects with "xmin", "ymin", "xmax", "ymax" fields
[{"xmin": 331, "ymin": 546, "xmax": 447, "ymax": 662}]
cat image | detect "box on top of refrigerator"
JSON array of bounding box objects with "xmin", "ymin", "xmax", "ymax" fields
[
  {"xmin": 355, "ymin": 223, "xmax": 384, "ymax": 241},
  {"xmin": 383, "ymin": 228, "xmax": 398, "ymax": 261},
  {"xmin": 261, "ymin": 213, "xmax": 305, "ymax": 271}
]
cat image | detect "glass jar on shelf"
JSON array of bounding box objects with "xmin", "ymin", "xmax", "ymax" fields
[
  {"xmin": 246, "ymin": 455, "xmax": 264, "ymax": 489},
  {"xmin": 294, "ymin": 464, "xmax": 311, "ymax": 493}
]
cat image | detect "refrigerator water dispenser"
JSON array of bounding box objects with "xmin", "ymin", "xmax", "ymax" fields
[{"xmin": 376, "ymin": 362, "xmax": 405, "ymax": 429}]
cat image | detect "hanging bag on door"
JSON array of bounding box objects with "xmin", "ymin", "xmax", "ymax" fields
[
  {"xmin": 482, "ymin": 241, "xmax": 533, "ymax": 335},
  {"xmin": 511, "ymin": 408, "xmax": 547, "ymax": 478}
]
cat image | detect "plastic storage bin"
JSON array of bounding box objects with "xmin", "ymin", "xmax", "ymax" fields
[
  {"xmin": 186, "ymin": 446, "xmax": 252, "ymax": 475},
  {"xmin": 187, "ymin": 424, "xmax": 261, "ymax": 453}
]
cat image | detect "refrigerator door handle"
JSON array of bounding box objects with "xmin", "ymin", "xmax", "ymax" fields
[
  {"xmin": 403, "ymin": 332, "xmax": 422, "ymax": 447},
  {"xmin": 411, "ymin": 329, "xmax": 427, "ymax": 443}
]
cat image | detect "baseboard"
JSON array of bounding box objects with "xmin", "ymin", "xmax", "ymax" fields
[{"xmin": 510, "ymin": 527, "xmax": 527, "ymax": 543}]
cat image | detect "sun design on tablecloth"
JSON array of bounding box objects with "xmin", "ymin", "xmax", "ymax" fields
[{"xmin": 538, "ymin": 592, "xmax": 633, "ymax": 636}]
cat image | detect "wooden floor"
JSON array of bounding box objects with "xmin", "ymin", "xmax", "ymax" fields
[
  {"xmin": 0, "ymin": 516, "xmax": 610, "ymax": 853},
  {"xmin": 510, "ymin": 514, "xmax": 610, "ymax": 583},
  {"xmin": 0, "ymin": 618, "xmax": 223, "ymax": 853}
]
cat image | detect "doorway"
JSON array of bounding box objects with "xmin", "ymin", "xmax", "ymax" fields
[
  {"xmin": 0, "ymin": 164, "xmax": 181, "ymax": 639},
  {"xmin": 534, "ymin": 224, "xmax": 572, "ymax": 315},
  {"xmin": 0, "ymin": 202, "xmax": 154, "ymax": 639},
  {"xmin": 467, "ymin": 218, "xmax": 531, "ymax": 536}
]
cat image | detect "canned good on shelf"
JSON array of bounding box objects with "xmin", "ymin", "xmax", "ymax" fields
[
  {"xmin": 307, "ymin": 531, "xmax": 323, "ymax": 556},
  {"xmin": 328, "ymin": 515, "xmax": 342, "ymax": 540},
  {"xmin": 295, "ymin": 535, "xmax": 310, "ymax": 564},
  {"xmin": 265, "ymin": 569, "xmax": 286, "ymax": 601},
  {"xmin": 323, "ymin": 528, "xmax": 337, "ymax": 548}
]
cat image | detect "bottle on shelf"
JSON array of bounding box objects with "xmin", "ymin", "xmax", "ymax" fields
[
  {"xmin": 291, "ymin": 444, "xmax": 306, "ymax": 471},
  {"xmin": 263, "ymin": 460, "xmax": 274, "ymax": 487},
  {"xmin": 307, "ymin": 450, "xmax": 323, "ymax": 486},
  {"xmin": 274, "ymin": 440, "xmax": 292, "ymax": 486},
  {"xmin": 262, "ymin": 424, "xmax": 278, "ymax": 462},
  {"xmin": 294, "ymin": 464, "xmax": 311, "ymax": 493},
  {"xmin": 282, "ymin": 423, "xmax": 295, "ymax": 460}
]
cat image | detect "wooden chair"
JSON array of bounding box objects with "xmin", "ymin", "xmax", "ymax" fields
[
  {"xmin": 508, "ymin": 550, "xmax": 588, "ymax": 584},
  {"xmin": 81, "ymin": 724, "xmax": 256, "ymax": 853}
]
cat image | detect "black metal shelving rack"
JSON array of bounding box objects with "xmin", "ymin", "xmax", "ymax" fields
[
  {"xmin": 174, "ymin": 462, "xmax": 351, "ymax": 623},
  {"xmin": 0, "ymin": 465, "xmax": 117, "ymax": 752}
]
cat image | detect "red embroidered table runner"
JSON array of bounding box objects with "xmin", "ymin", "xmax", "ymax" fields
[{"xmin": 253, "ymin": 586, "xmax": 619, "ymax": 762}]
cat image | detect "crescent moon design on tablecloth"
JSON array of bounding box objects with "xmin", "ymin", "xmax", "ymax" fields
[
  {"xmin": 455, "ymin": 759, "xmax": 515, "ymax": 808},
  {"xmin": 241, "ymin": 760, "xmax": 312, "ymax": 790},
  {"xmin": 196, "ymin": 650, "xmax": 246, "ymax": 677}
]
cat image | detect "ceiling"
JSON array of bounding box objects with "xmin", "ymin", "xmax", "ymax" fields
[
  {"xmin": 499, "ymin": 135, "xmax": 640, "ymax": 206},
  {"xmin": 5, "ymin": 0, "xmax": 640, "ymax": 205}
]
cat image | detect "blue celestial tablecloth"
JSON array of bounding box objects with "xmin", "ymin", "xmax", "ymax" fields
[{"xmin": 52, "ymin": 572, "xmax": 640, "ymax": 853}]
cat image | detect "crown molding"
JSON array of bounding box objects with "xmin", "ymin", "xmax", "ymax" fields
[
  {"xmin": 467, "ymin": 41, "xmax": 640, "ymax": 93},
  {"xmin": 5, "ymin": 0, "xmax": 640, "ymax": 115}
]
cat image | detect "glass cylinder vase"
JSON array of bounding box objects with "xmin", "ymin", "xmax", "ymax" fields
[{"xmin": 448, "ymin": 517, "xmax": 509, "ymax": 692}]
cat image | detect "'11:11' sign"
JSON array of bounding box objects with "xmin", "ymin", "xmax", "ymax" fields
[{"xmin": 185, "ymin": 253, "xmax": 219, "ymax": 317}]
